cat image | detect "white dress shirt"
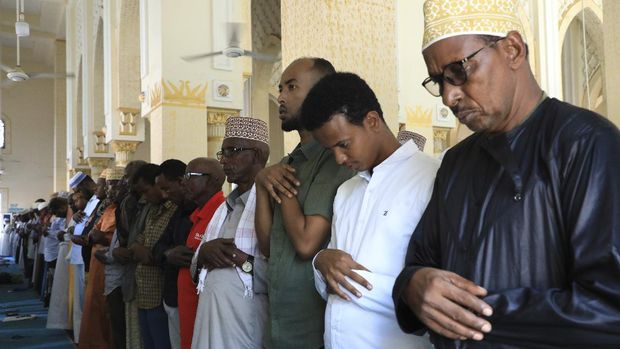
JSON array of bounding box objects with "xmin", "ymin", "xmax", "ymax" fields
[
  {"xmin": 68, "ymin": 195, "xmax": 99, "ymax": 265},
  {"xmin": 313, "ymin": 140, "xmax": 438, "ymax": 349}
]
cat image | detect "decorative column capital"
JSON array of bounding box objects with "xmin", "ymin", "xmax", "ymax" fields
[
  {"xmin": 87, "ymin": 157, "xmax": 111, "ymax": 169},
  {"xmin": 110, "ymin": 140, "xmax": 141, "ymax": 167},
  {"xmin": 207, "ymin": 107, "xmax": 240, "ymax": 138}
]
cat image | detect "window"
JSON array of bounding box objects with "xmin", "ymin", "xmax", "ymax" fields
[{"xmin": 0, "ymin": 119, "xmax": 5, "ymax": 149}]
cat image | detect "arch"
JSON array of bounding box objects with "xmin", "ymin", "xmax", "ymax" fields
[
  {"xmin": 561, "ymin": 6, "xmax": 605, "ymax": 113},
  {"xmin": 559, "ymin": 0, "xmax": 603, "ymax": 53}
]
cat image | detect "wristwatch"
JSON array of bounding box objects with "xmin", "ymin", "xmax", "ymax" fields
[{"xmin": 241, "ymin": 255, "xmax": 254, "ymax": 273}]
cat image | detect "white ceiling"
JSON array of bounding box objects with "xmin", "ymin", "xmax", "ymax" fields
[{"xmin": 0, "ymin": 0, "xmax": 65, "ymax": 67}]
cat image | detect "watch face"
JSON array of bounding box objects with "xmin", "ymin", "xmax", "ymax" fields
[{"xmin": 242, "ymin": 261, "xmax": 253, "ymax": 273}]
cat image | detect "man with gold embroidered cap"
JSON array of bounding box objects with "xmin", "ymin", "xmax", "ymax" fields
[
  {"xmin": 191, "ymin": 116, "xmax": 270, "ymax": 349},
  {"xmin": 392, "ymin": 0, "xmax": 620, "ymax": 348}
]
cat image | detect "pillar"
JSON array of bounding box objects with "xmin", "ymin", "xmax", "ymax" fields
[
  {"xmin": 604, "ymin": 0, "xmax": 620, "ymax": 126},
  {"xmin": 54, "ymin": 40, "xmax": 68, "ymax": 191}
]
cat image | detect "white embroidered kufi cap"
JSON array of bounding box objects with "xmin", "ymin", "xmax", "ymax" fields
[
  {"xmin": 68, "ymin": 171, "xmax": 87, "ymax": 189},
  {"xmin": 397, "ymin": 130, "xmax": 427, "ymax": 151},
  {"xmin": 422, "ymin": 0, "xmax": 524, "ymax": 51},
  {"xmin": 224, "ymin": 117, "xmax": 269, "ymax": 145}
]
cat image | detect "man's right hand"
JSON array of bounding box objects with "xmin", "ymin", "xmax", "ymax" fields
[
  {"xmin": 94, "ymin": 249, "xmax": 109, "ymax": 264},
  {"xmin": 403, "ymin": 267, "xmax": 493, "ymax": 341},
  {"xmin": 314, "ymin": 249, "xmax": 372, "ymax": 301},
  {"xmin": 56, "ymin": 231, "xmax": 66, "ymax": 241},
  {"xmin": 256, "ymin": 164, "xmax": 300, "ymax": 204},
  {"xmin": 73, "ymin": 211, "xmax": 85, "ymax": 223},
  {"xmin": 165, "ymin": 245, "xmax": 195, "ymax": 268},
  {"xmin": 112, "ymin": 247, "xmax": 134, "ymax": 265},
  {"xmin": 197, "ymin": 238, "xmax": 237, "ymax": 269}
]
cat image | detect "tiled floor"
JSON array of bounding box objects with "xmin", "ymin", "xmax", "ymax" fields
[{"xmin": 0, "ymin": 260, "xmax": 75, "ymax": 349}]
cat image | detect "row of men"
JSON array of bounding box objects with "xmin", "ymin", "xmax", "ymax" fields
[{"xmin": 7, "ymin": 0, "xmax": 620, "ymax": 347}]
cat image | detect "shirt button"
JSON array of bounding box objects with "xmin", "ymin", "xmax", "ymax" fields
[{"xmin": 513, "ymin": 193, "xmax": 522, "ymax": 202}]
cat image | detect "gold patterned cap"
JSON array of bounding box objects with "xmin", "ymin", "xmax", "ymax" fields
[
  {"xmin": 99, "ymin": 168, "xmax": 110, "ymax": 179},
  {"xmin": 105, "ymin": 167, "xmax": 125, "ymax": 181},
  {"xmin": 397, "ymin": 130, "xmax": 427, "ymax": 151},
  {"xmin": 224, "ymin": 117, "xmax": 269, "ymax": 145},
  {"xmin": 422, "ymin": 0, "xmax": 524, "ymax": 51}
]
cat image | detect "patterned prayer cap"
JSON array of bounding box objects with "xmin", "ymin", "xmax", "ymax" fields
[
  {"xmin": 105, "ymin": 167, "xmax": 125, "ymax": 181},
  {"xmin": 224, "ymin": 116, "xmax": 269, "ymax": 145},
  {"xmin": 99, "ymin": 169, "xmax": 110, "ymax": 179},
  {"xmin": 422, "ymin": 0, "xmax": 524, "ymax": 51},
  {"xmin": 69, "ymin": 171, "xmax": 87, "ymax": 189},
  {"xmin": 397, "ymin": 130, "xmax": 427, "ymax": 151},
  {"xmin": 37, "ymin": 202, "xmax": 49, "ymax": 211}
]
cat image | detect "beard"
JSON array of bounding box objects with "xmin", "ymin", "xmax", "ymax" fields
[{"xmin": 281, "ymin": 113, "xmax": 302, "ymax": 132}]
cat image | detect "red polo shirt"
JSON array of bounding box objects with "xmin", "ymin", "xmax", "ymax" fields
[{"xmin": 177, "ymin": 191, "xmax": 225, "ymax": 349}]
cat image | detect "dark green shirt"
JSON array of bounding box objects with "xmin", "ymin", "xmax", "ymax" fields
[{"xmin": 268, "ymin": 139, "xmax": 354, "ymax": 349}]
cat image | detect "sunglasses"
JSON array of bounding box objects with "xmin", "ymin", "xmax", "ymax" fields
[
  {"xmin": 422, "ymin": 37, "xmax": 505, "ymax": 97},
  {"xmin": 216, "ymin": 147, "xmax": 256, "ymax": 161}
]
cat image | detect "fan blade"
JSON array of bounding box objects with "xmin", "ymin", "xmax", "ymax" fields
[
  {"xmin": 1, "ymin": 80, "xmax": 16, "ymax": 89},
  {"xmin": 0, "ymin": 62, "xmax": 13, "ymax": 73},
  {"xmin": 181, "ymin": 51, "xmax": 223, "ymax": 61},
  {"xmin": 243, "ymin": 50, "xmax": 278, "ymax": 62},
  {"xmin": 29, "ymin": 72, "xmax": 75, "ymax": 79}
]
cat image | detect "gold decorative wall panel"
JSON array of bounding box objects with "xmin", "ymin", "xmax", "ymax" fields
[
  {"xmin": 162, "ymin": 80, "xmax": 208, "ymax": 106},
  {"xmin": 281, "ymin": 0, "xmax": 399, "ymax": 131}
]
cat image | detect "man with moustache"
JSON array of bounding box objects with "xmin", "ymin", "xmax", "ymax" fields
[
  {"xmin": 254, "ymin": 58, "xmax": 354, "ymax": 348},
  {"xmin": 191, "ymin": 117, "xmax": 270, "ymax": 348},
  {"xmin": 177, "ymin": 157, "xmax": 225, "ymax": 349},
  {"xmin": 392, "ymin": 1, "xmax": 620, "ymax": 348}
]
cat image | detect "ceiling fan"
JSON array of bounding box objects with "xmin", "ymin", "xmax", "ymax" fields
[
  {"xmin": 1, "ymin": 0, "xmax": 74, "ymax": 88},
  {"xmin": 182, "ymin": 22, "xmax": 278, "ymax": 62}
]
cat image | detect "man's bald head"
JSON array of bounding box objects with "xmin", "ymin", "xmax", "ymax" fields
[
  {"xmin": 185, "ymin": 157, "xmax": 226, "ymax": 206},
  {"xmin": 278, "ymin": 57, "xmax": 335, "ymax": 132}
]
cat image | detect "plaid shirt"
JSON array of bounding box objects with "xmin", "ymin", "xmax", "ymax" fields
[{"xmin": 135, "ymin": 200, "xmax": 178, "ymax": 309}]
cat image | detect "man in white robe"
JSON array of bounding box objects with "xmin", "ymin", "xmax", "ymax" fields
[
  {"xmin": 300, "ymin": 72, "xmax": 439, "ymax": 348},
  {"xmin": 191, "ymin": 117, "xmax": 270, "ymax": 349}
]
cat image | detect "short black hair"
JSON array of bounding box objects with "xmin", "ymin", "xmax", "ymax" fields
[
  {"xmin": 479, "ymin": 34, "xmax": 529, "ymax": 58},
  {"xmin": 159, "ymin": 159, "xmax": 186, "ymax": 181},
  {"xmin": 300, "ymin": 72, "xmax": 383, "ymax": 131},
  {"xmin": 48, "ymin": 197, "xmax": 68, "ymax": 213},
  {"xmin": 310, "ymin": 57, "xmax": 336, "ymax": 76},
  {"xmin": 132, "ymin": 163, "xmax": 161, "ymax": 186}
]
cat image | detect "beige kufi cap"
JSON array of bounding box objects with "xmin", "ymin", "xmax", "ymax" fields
[
  {"xmin": 105, "ymin": 167, "xmax": 125, "ymax": 181},
  {"xmin": 224, "ymin": 117, "xmax": 269, "ymax": 145},
  {"xmin": 99, "ymin": 168, "xmax": 110, "ymax": 179},
  {"xmin": 397, "ymin": 130, "xmax": 427, "ymax": 151},
  {"xmin": 422, "ymin": 0, "xmax": 524, "ymax": 50}
]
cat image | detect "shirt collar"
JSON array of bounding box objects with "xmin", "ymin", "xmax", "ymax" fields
[
  {"xmin": 288, "ymin": 138, "xmax": 322, "ymax": 163},
  {"xmin": 225, "ymin": 187, "xmax": 251, "ymax": 212},
  {"xmin": 192, "ymin": 191, "xmax": 225, "ymax": 222},
  {"xmin": 358, "ymin": 140, "xmax": 417, "ymax": 181}
]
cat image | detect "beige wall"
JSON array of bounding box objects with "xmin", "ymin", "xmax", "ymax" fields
[
  {"xmin": 1, "ymin": 73, "xmax": 55, "ymax": 211},
  {"xmin": 281, "ymin": 0, "xmax": 399, "ymax": 153},
  {"xmin": 604, "ymin": 0, "xmax": 620, "ymax": 126}
]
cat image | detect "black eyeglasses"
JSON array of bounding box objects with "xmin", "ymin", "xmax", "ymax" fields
[
  {"xmin": 183, "ymin": 172, "xmax": 210, "ymax": 181},
  {"xmin": 422, "ymin": 37, "xmax": 504, "ymax": 97},
  {"xmin": 216, "ymin": 147, "xmax": 255, "ymax": 161}
]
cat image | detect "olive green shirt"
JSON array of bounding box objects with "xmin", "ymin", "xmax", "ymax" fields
[{"xmin": 268, "ymin": 139, "xmax": 354, "ymax": 349}]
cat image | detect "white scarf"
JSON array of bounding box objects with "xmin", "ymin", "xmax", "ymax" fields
[{"xmin": 195, "ymin": 185, "xmax": 260, "ymax": 298}]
